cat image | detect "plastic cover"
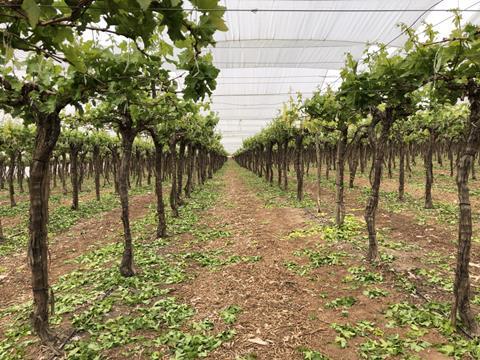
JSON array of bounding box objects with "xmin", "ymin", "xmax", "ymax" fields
[{"xmin": 208, "ymin": 0, "xmax": 467, "ymax": 152}]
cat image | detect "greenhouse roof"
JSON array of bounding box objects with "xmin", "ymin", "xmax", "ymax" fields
[{"xmin": 209, "ymin": 0, "xmax": 480, "ymax": 153}]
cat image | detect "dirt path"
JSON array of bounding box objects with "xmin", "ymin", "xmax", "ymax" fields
[
  {"xmin": 174, "ymin": 164, "xmax": 313, "ymax": 358},
  {"xmin": 167, "ymin": 162, "xmax": 447, "ymax": 359},
  {"xmin": 0, "ymin": 192, "xmax": 155, "ymax": 310}
]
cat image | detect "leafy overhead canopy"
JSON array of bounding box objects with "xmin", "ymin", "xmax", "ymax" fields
[{"xmin": 0, "ymin": 0, "xmax": 227, "ymax": 68}]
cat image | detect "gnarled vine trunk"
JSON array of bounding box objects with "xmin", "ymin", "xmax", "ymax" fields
[
  {"xmin": 111, "ymin": 147, "xmax": 120, "ymax": 194},
  {"xmin": 28, "ymin": 113, "xmax": 61, "ymax": 342},
  {"xmin": 177, "ymin": 140, "xmax": 186, "ymax": 205},
  {"xmin": 152, "ymin": 135, "xmax": 167, "ymax": 238},
  {"xmin": 424, "ymin": 130, "xmax": 435, "ymax": 209},
  {"xmin": 184, "ymin": 143, "xmax": 195, "ymax": 198},
  {"xmin": 93, "ymin": 145, "xmax": 101, "ymax": 201},
  {"xmin": 335, "ymin": 127, "xmax": 347, "ymax": 226},
  {"xmin": 365, "ymin": 108, "xmax": 394, "ymax": 262},
  {"xmin": 258, "ymin": 145, "xmax": 264, "ymax": 178},
  {"xmin": 448, "ymin": 142, "xmax": 454, "ymax": 177},
  {"xmin": 69, "ymin": 143, "xmax": 80, "ymax": 210},
  {"xmin": 315, "ymin": 135, "xmax": 322, "ymax": 213},
  {"xmin": 294, "ymin": 133, "xmax": 304, "ymax": 201},
  {"xmin": 61, "ymin": 153, "xmax": 67, "ymax": 195},
  {"xmin": 8, "ymin": 152, "xmax": 16, "ymax": 207},
  {"xmin": 0, "ymin": 217, "xmax": 4, "ymax": 243},
  {"xmin": 348, "ymin": 148, "xmax": 359, "ymax": 189},
  {"xmin": 118, "ymin": 128, "xmax": 136, "ymax": 277},
  {"xmin": 282, "ymin": 139, "xmax": 288, "ymax": 190},
  {"xmin": 266, "ymin": 142, "xmax": 273, "ymax": 184},
  {"xmin": 277, "ymin": 143, "xmax": 282, "ymax": 187},
  {"xmin": 18, "ymin": 152, "xmax": 25, "ymax": 193},
  {"xmin": 359, "ymin": 145, "xmax": 366, "ymax": 174},
  {"xmin": 398, "ymin": 143, "xmax": 405, "ymax": 201},
  {"xmin": 78, "ymin": 152, "xmax": 86, "ymax": 192},
  {"xmin": 169, "ymin": 136, "xmax": 179, "ymax": 218},
  {"xmin": 451, "ymin": 82, "xmax": 480, "ymax": 334}
]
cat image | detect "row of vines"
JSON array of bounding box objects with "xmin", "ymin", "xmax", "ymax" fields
[
  {"xmin": 234, "ymin": 17, "xmax": 480, "ymax": 335},
  {"xmin": 0, "ymin": 0, "xmax": 228, "ymax": 344}
]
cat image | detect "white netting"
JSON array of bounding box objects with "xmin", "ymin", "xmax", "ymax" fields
[{"xmin": 209, "ymin": 0, "xmax": 480, "ymax": 152}]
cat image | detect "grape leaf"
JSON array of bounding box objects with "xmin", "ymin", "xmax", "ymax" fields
[{"xmin": 21, "ymin": 0, "xmax": 40, "ymax": 28}]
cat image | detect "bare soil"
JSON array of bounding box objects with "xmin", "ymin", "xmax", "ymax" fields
[
  {"xmin": 0, "ymin": 192, "xmax": 155, "ymax": 310},
  {"xmin": 161, "ymin": 164, "xmax": 450, "ymax": 359},
  {"xmin": 1, "ymin": 163, "xmax": 470, "ymax": 359}
]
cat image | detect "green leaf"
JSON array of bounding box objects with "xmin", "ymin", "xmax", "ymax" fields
[
  {"xmin": 438, "ymin": 344, "xmax": 455, "ymax": 356},
  {"xmin": 62, "ymin": 45, "xmax": 86, "ymax": 72},
  {"xmin": 335, "ymin": 336, "xmax": 348, "ymax": 348},
  {"xmin": 136, "ymin": 0, "xmax": 152, "ymax": 10},
  {"xmin": 210, "ymin": 15, "xmax": 228, "ymax": 31},
  {"xmin": 5, "ymin": 47, "xmax": 14, "ymax": 62},
  {"xmin": 434, "ymin": 49, "xmax": 443, "ymax": 74},
  {"xmin": 21, "ymin": 0, "xmax": 41, "ymax": 28},
  {"xmin": 192, "ymin": 0, "xmax": 219, "ymax": 9}
]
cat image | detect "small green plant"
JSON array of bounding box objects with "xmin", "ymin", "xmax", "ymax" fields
[
  {"xmin": 414, "ymin": 268, "xmax": 453, "ymax": 291},
  {"xmin": 343, "ymin": 266, "xmax": 383, "ymax": 285},
  {"xmin": 331, "ymin": 321, "xmax": 380, "ymax": 349},
  {"xmin": 472, "ymin": 295, "xmax": 480, "ymax": 306},
  {"xmin": 191, "ymin": 227, "xmax": 232, "ymax": 243},
  {"xmin": 363, "ymin": 288, "xmax": 389, "ymax": 299},
  {"xmin": 157, "ymin": 329, "xmax": 236, "ymax": 358},
  {"xmin": 220, "ymin": 305, "xmax": 242, "ymax": 324},
  {"xmin": 379, "ymin": 238, "xmax": 418, "ymax": 252},
  {"xmin": 384, "ymin": 302, "xmax": 453, "ymax": 333},
  {"xmin": 380, "ymin": 253, "xmax": 395, "ymax": 264},
  {"xmin": 284, "ymin": 260, "xmax": 310, "ymax": 276},
  {"xmin": 302, "ymin": 250, "xmax": 347, "ymax": 267},
  {"xmin": 322, "ymin": 216, "xmax": 363, "ymax": 244},
  {"xmin": 394, "ymin": 275, "xmax": 417, "ymax": 294},
  {"xmin": 298, "ymin": 347, "xmax": 330, "ymax": 360},
  {"xmin": 359, "ymin": 334, "xmax": 430, "ymax": 359},
  {"xmin": 325, "ymin": 296, "xmax": 357, "ymax": 309},
  {"xmin": 287, "ymin": 225, "xmax": 323, "ymax": 240}
]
